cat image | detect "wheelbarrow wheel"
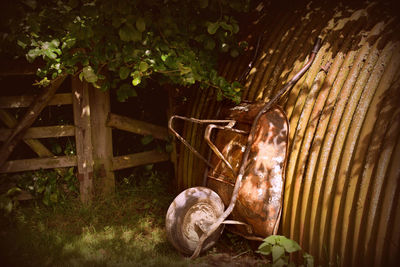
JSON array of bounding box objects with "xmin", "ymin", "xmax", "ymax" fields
[{"xmin": 165, "ymin": 186, "xmax": 225, "ymax": 255}]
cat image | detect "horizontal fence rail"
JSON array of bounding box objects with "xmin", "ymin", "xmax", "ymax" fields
[{"xmin": 0, "ymin": 93, "xmax": 72, "ymax": 108}]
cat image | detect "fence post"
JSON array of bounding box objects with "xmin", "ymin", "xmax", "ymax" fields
[
  {"xmin": 89, "ymin": 85, "xmax": 115, "ymax": 195},
  {"xmin": 72, "ymin": 77, "xmax": 94, "ymax": 203}
]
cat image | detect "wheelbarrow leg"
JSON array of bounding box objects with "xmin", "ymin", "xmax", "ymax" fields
[{"xmin": 191, "ymin": 170, "xmax": 245, "ymax": 259}]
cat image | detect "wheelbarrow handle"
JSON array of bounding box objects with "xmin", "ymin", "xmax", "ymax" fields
[
  {"xmin": 190, "ymin": 37, "xmax": 323, "ymax": 259},
  {"xmin": 168, "ymin": 115, "xmax": 238, "ymax": 169},
  {"xmin": 204, "ymin": 124, "xmax": 248, "ymax": 177}
]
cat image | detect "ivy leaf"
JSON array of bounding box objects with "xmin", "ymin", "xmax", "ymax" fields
[
  {"xmin": 219, "ymin": 21, "xmax": 233, "ymax": 34},
  {"xmin": 161, "ymin": 54, "xmax": 168, "ymax": 62},
  {"xmin": 207, "ymin": 22, "xmax": 219, "ymax": 34},
  {"xmin": 119, "ymin": 24, "xmax": 141, "ymax": 42},
  {"xmin": 82, "ymin": 66, "xmax": 98, "ymax": 83},
  {"xmin": 26, "ymin": 48, "xmax": 41, "ymax": 62},
  {"xmin": 232, "ymin": 23, "xmax": 239, "ymax": 34},
  {"xmin": 50, "ymin": 193, "xmax": 58, "ymax": 203},
  {"xmin": 131, "ymin": 70, "xmax": 141, "ymax": 86},
  {"xmin": 204, "ymin": 39, "xmax": 215, "ymax": 50},
  {"xmin": 117, "ymin": 83, "xmax": 137, "ymax": 102},
  {"xmin": 17, "ymin": 40, "xmax": 27, "ymax": 49},
  {"xmin": 112, "ymin": 16, "xmax": 125, "ymax": 28},
  {"xmin": 119, "ymin": 66, "xmax": 130, "ymax": 79},
  {"xmin": 177, "ymin": 63, "xmax": 191, "ymax": 75},
  {"xmin": 132, "ymin": 77, "xmax": 141, "ymax": 86},
  {"xmin": 272, "ymin": 245, "xmax": 285, "ymax": 262},
  {"xmin": 136, "ymin": 17, "xmax": 146, "ymax": 32},
  {"xmin": 50, "ymin": 39, "xmax": 60, "ymax": 48},
  {"xmin": 139, "ymin": 61, "xmax": 149, "ymax": 72}
]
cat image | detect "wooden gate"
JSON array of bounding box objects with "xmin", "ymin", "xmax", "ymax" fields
[{"xmin": 0, "ymin": 61, "xmax": 170, "ymax": 202}]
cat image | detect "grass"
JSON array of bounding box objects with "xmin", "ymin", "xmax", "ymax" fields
[{"xmin": 0, "ymin": 170, "xmax": 265, "ymax": 267}]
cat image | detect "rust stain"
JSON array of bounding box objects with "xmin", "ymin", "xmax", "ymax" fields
[
  {"xmin": 207, "ymin": 105, "xmax": 288, "ymax": 238},
  {"xmin": 175, "ymin": 1, "xmax": 400, "ymax": 266}
]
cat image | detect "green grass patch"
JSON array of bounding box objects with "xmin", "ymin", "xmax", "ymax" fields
[
  {"xmin": 0, "ymin": 170, "xmax": 265, "ymax": 267},
  {"xmin": 0, "ymin": 171, "xmax": 191, "ymax": 267}
]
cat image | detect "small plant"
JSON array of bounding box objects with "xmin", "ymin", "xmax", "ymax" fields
[
  {"xmin": 0, "ymin": 187, "xmax": 22, "ymax": 215},
  {"xmin": 31, "ymin": 167, "xmax": 79, "ymax": 206},
  {"xmin": 257, "ymin": 235, "xmax": 314, "ymax": 267}
]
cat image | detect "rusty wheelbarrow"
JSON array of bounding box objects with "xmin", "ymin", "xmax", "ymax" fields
[{"xmin": 166, "ymin": 38, "xmax": 321, "ymax": 259}]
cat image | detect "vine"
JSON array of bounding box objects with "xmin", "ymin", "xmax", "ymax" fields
[{"xmin": 1, "ymin": 0, "xmax": 256, "ymax": 103}]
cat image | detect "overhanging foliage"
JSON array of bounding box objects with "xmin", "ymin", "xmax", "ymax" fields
[{"xmin": 1, "ymin": 0, "xmax": 257, "ymax": 102}]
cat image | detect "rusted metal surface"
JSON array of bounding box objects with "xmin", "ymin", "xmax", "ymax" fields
[
  {"xmin": 173, "ymin": 1, "xmax": 400, "ymax": 266},
  {"xmin": 171, "ymin": 39, "xmax": 319, "ymax": 258},
  {"xmin": 207, "ymin": 105, "xmax": 288, "ymax": 238}
]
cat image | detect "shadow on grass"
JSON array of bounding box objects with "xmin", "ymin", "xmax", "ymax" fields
[
  {"xmin": 0, "ymin": 168, "xmax": 267, "ymax": 267},
  {"xmin": 0, "ymin": 175, "xmax": 191, "ymax": 267}
]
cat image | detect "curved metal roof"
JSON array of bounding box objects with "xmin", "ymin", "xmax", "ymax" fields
[{"xmin": 173, "ymin": 1, "xmax": 400, "ymax": 265}]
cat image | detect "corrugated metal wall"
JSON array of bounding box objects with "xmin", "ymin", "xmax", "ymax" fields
[{"xmin": 173, "ymin": 1, "xmax": 400, "ymax": 266}]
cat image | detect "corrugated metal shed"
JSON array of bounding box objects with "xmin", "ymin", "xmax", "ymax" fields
[{"xmin": 173, "ymin": 1, "xmax": 400, "ymax": 266}]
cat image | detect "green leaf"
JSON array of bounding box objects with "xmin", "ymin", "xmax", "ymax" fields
[
  {"xmin": 273, "ymin": 258, "xmax": 287, "ymax": 267},
  {"xmin": 272, "ymin": 245, "xmax": 285, "ymax": 263},
  {"xmin": 117, "ymin": 83, "xmax": 137, "ymax": 102},
  {"xmin": 141, "ymin": 135, "xmax": 154, "ymax": 145},
  {"xmin": 50, "ymin": 39, "xmax": 60, "ymax": 48},
  {"xmin": 221, "ymin": 43, "xmax": 229, "ymax": 53},
  {"xmin": 52, "ymin": 144, "xmax": 62, "ymax": 154},
  {"xmin": 132, "ymin": 77, "xmax": 141, "ymax": 86},
  {"xmin": 139, "ymin": 61, "xmax": 149, "ymax": 72},
  {"xmin": 303, "ymin": 253, "xmax": 314, "ymax": 267},
  {"xmin": 112, "ymin": 16, "xmax": 125, "ymax": 28},
  {"xmin": 42, "ymin": 196, "xmax": 49, "ymax": 206},
  {"xmin": 7, "ymin": 187, "xmax": 22, "ymax": 196},
  {"xmin": 36, "ymin": 186, "xmax": 45, "ymax": 194},
  {"xmin": 263, "ymin": 235, "xmax": 278, "ymax": 245},
  {"xmin": 279, "ymin": 236, "xmax": 301, "ymax": 253},
  {"xmin": 136, "ymin": 17, "xmax": 146, "ymax": 32},
  {"xmin": 119, "ymin": 66, "xmax": 130, "ymax": 79},
  {"xmin": 50, "ymin": 193, "xmax": 58, "ymax": 203},
  {"xmin": 207, "ymin": 22, "xmax": 219, "ymax": 35},
  {"xmin": 204, "ymin": 39, "xmax": 215, "ymax": 50},
  {"xmin": 177, "ymin": 63, "xmax": 191, "ymax": 75},
  {"xmin": 257, "ymin": 243, "xmax": 272, "ymax": 255},
  {"xmin": 232, "ymin": 23, "xmax": 239, "ymax": 34},
  {"xmin": 131, "ymin": 70, "xmax": 141, "ymax": 86},
  {"xmin": 161, "ymin": 54, "xmax": 168, "ymax": 62},
  {"xmin": 119, "ymin": 24, "xmax": 142, "ymax": 42},
  {"xmin": 82, "ymin": 66, "xmax": 98, "ymax": 83},
  {"xmin": 26, "ymin": 48, "xmax": 40, "ymax": 62},
  {"xmin": 17, "ymin": 40, "xmax": 27, "ymax": 49},
  {"xmin": 219, "ymin": 21, "xmax": 233, "ymax": 34}
]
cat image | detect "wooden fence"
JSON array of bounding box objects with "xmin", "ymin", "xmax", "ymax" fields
[{"xmin": 0, "ymin": 63, "xmax": 170, "ymax": 202}]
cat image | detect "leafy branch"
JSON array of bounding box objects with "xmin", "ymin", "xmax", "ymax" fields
[{"xmin": 2, "ymin": 0, "xmax": 256, "ymax": 103}]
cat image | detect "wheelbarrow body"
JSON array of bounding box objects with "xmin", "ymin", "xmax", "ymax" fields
[
  {"xmin": 206, "ymin": 103, "xmax": 288, "ymax": 238},
  {"xmin": 166, "ymin": 37, "xmax": 321, "ymax": 257},
  {"xmin": 166, "ymin": 103, "xmax": 289, "ymax": 255}
]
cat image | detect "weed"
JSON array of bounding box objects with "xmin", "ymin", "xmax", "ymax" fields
[{"xmin": 0, "ymin": 170, "xmax": 188, "ymax": 267}]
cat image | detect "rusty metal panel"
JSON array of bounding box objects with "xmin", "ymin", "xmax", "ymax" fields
[{"xmin": 175, "ymin": 1, "xmax": 400, "ymax": 266}]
